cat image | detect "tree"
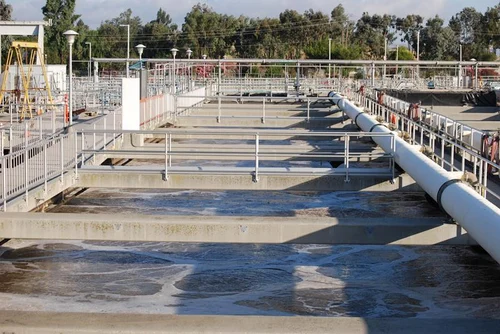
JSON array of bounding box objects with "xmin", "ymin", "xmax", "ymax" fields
[
  {"xmin": 331, "ymin": 5, "xmax": 354, "ymax": 46},
  {"xmin": 421, "ymin": 16, "xmax": 458, "ymax": 60},
  {"xmin": 142, "ymin": 8, "xmax": 178, "ymax": 58},
  {"xmin": 353, "ymin": 13, "xmax": 395, "ymax": 59},
  {"xmin": 449, "ymin": 7, "xmax": 482, "ymax": 45},
  {"xmin": 480, "ymin": 4, "xmax": 500, "ymax": 52},
  {"xmin": 95, "ymin": 9, "xmax": 142, "ymax": 61},
  {"xmin": 181, "ymin": 4, "xmax": 239, "ymax": 58},
  {"xmin": 0, "ymin": 0, "xmax": 12, "ymax": 64},
  {"xmin": 42, "ymin": 0, "xmax": 81, "ymax": 64},
  {"xmin": 0, "ymin": 0, "xmax": 11, "ymax": 20},
  {"xmin": 395, "ymin": 15, "xmax": 423, "ymax": 51},
  {"xmin": 389, "ymin": 46, "xmax": 414, "ymax": 60}
]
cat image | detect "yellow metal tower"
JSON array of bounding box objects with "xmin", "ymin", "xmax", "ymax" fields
[{"xmin": 0, "ymin": 41, "xmax": 54, "ymax": 120}]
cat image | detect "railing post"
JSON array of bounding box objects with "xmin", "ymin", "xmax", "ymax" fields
[
  {"xmin": 254, "ymin": 133, "xmax": 259, "ymax": 182},
  {"xmin": 113, "ymin": 112, "xmax": 116, "ymax": 148},
  {"xmin": 103, "ymin": 118, "xmax": 107, "ymax": 149},
  {"xmin": 450, "ymin": 139, "xmax": 455, "ymax": 171},
  {"xmin": 262, "ymin": 98, "xmax": 266, "ymax": 124},
  {"xmin": 60, "ymin": 137, "xmax": 64, "ymax": 183},
  {"xmin": 0, "ymin": 129, "xmax": 4, "ymax": 158},
  {"xmin": 44, "ymin": 141, "xmax": 48, "ymax": 194},
  {"xmin": 81, "ymin": 132, "xmax": 85, "ymax": 167},
  {"xmin": 217, "ymin": 95, "xmax": 221, "ymax": 123},
  {"xmin": 92, "ymin": 124, "xmax": 96, "ymax": 164},
  {"xmin": 441, "ymin": 136, "xmax": 445, "ymax": 168},
  {"xmin": 307, "ymin": 98, "xmax": 310, "ymax": 123},
  {"xmin": 164, "ymin": 133, "xmax": 169, "ymax": 181},
  {"xmin": 24, "ymin": 123, "xmax": 29, "ymax": 203},
  {"xmin": 39, "ymin": 115, "xmax": 43, "ymax": 139},
  {"xmin": 52, "ymin": 108, "xmax": 56, "ymax": 134},
  {"xmin": 169, "ymin": 132, "xmax": 172, "ymax": 167},
  {"xmin": 74, "ymin": 132, "xmax": 78, "ymax": 179},
  {"xmin": 344, "ymin": 134, "xmax": 350, "ymax": 183},
  {"xmin": 2, "ymin": 154, "xmax": 6, "ymax": 211}
]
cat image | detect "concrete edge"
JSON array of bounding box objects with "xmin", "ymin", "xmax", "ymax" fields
[{"xmin": 0, "ymin": 312, "xmax": 499, "ymax": 334}]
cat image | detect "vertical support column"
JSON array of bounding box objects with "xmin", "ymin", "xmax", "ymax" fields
[{"xmin": 94, "ymin": 61, "xmax": 99, "ymax": 83}]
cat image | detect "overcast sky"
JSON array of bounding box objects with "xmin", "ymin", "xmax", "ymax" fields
[{"xmin": 11, "ymin": 0, "xmax": 497, "ymax": 28}]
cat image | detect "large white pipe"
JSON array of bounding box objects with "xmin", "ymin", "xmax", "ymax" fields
[{"xmin": 332, "ymin": 94, "xmax": 500, "ymax": 263}]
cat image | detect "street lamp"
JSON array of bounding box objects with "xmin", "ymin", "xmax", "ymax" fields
[
  {"xmin": 171, "ymin": 48, "xmax": 178, "ymax": 93},
  {"xmin": 135, "ymin": 44, "xmax": 146, "ymax": 62},
  {"xmin": 85, "ymin": 41, "xmax": 92, "ymax": 80},
  {"xmin": 119, "ymin": 24, "xmax": 130, "ymax": 78},
  {"xmin": 63, "ymin": 29, "xmax": 78, "ymax": 126}
]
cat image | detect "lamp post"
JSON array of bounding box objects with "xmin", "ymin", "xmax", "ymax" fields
[
  {"xmin": 85, "ymin": 41, "xmax": 92, "ymax": 80},
  {"xmin": 459, "ymin": 44, "xmax": 463, "ymax": 88},
  {"xmin": 383, "ymin": 36, "xmax": 387, "ymax": 79},
  {"xmin": 186, "ymin": 48, "xmax": 192, "ymax": 90},
  {"xmin": 416, "ymin": 30, "xmax": 420, "ymax": 78},
  {"xmin": 202, "ymin": 54, "xmax": 207, "ymax": 81},
  {"xmin": 119, "ymin": 24, "xmax": 130, "ymax": 78},
  {"xmin": 136, "ymin": 44, "xmax": 146, "ymax": 98},
  {"xmin": 328, "ymin": 38, "xmax": 332, "ymax": 79},
  {"xmin": 171, "ymin": 48, "xmax": 178, "ymax": 93},
  {"xmin": 63, "ymin": 30, "xmax": 78, "ymax": 126}
]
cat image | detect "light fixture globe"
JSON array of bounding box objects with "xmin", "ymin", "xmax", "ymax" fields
[
  {"xmin": 63, "ymin": 30, "xmax": 78, "ymax": 45},
  {"xmin": 171, "ymin": 48, "xmax": 179, "ymax": 58},
  {"xmin": 135, "ymin": 44, "xmax": 146, "ymax": 58},
  {"xmin": 186, "ymin": 48, "xmax": 193, "ymax": 59}
]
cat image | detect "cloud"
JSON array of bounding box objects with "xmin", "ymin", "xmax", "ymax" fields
[{"xmin": 11, "ymin": 0, "xmax": 493, "ymax": 28}]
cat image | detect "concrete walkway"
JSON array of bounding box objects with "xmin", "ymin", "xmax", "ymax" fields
[
  {"xmin": 0, "ymin": 311, "xmax": 499, "ymax": 334},
  {"xmin": 0, "ymin": 213, "xmax": 471, "ymax": 245}
]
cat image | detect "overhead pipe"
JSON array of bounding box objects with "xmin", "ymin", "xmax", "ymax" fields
[
  {"xmin": 91, "ymin": 58, "xmax": 498, "ymax": 67},
  {"xmin": 331, "ymin": 93, "xmax": 500, "ymax": 264}
]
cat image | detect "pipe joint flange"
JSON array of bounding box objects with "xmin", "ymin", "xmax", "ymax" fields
[
  {"xmin": 354, "ymin": 112, "xmax": 365, "ymax": 128},
  {"xmin": 436, "ymin": 179, "xmax": 463, "ymax": 215},
  {"xmin": 369, "ymin": 123, "xmax": 387, "ymax": 132}
]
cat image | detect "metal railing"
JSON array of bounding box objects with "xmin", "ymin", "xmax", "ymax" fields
[
  {"xmin": 344, "ymin": 89, "xmax": 500, "ymax": 205},
  {"xmin": 77, "ymin": 129, "xmax": 396, "ymax": 183}
]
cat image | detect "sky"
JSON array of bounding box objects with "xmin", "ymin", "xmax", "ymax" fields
[{"xmin": 10, "ymin": 0, "xmax": 497, "ymax": 29}]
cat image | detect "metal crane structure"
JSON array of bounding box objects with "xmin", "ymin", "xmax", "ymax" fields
[{"xmin": 0, "ymin": 41, "xmax": 54, "ymax": 120}]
